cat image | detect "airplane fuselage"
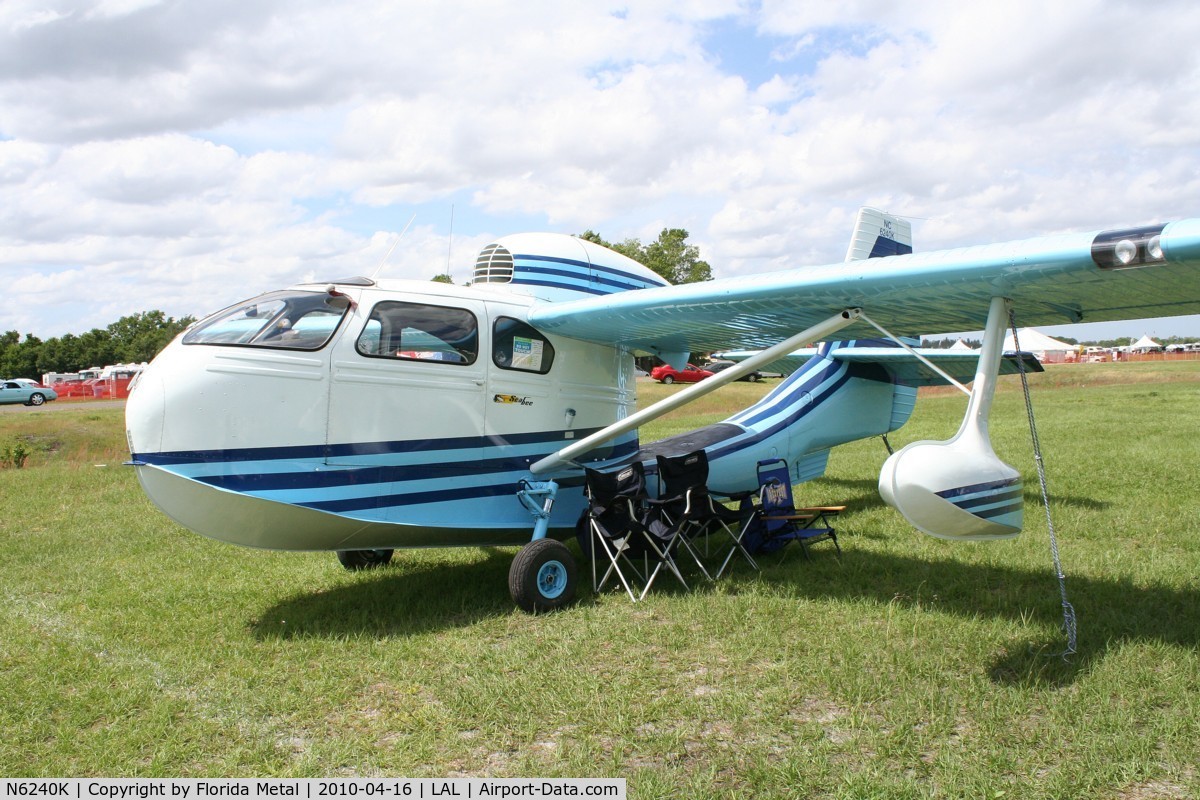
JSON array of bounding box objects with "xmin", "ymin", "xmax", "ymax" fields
[{"xmin": 126, "ymin": 235, "xmax": 916, "ymax": 552}]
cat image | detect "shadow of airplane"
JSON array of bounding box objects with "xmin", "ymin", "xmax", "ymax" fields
[
  {"xmin": 751, "ymin": 549, "xmax": 1196, "ymax": 688},
  {"xmin": 250, "ymin": 540, "xmax": 1195, "ymax": 689},
  {"xmin": 249, "ymin": 549, "xmax": 519, "ymax": 640}
]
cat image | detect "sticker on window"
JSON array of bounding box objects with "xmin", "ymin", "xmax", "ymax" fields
[{"xmin": 511, "ymin": 336, "xmax": 543, "ymax": 371}]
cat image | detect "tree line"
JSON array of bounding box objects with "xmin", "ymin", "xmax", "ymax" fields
[{"xmin": 1, "ymin": 311, "xmax": 195, "ymax": 381}]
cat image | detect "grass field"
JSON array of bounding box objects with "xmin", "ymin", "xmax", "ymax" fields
[{"xmin": 2, "ymin": 362, "xmax": 1198, "ymax": 797}]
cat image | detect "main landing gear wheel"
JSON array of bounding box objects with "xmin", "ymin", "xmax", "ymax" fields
[
  {"xmin": 336, "ymin": 549, "xmax": 394, "ymax": 570},
  {"xmin": 509, "ymin": 539, "xmax": 577, "ymax": 613}
]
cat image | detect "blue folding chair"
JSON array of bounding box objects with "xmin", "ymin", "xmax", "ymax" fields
[{"xmin": 748, "ymin": 459, "xmax": 842, "ymax": 560}]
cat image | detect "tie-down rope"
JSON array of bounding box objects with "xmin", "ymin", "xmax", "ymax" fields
[{"xmin": 1009, "ymin": 312, "xmax": 1078, "ymax": 659}]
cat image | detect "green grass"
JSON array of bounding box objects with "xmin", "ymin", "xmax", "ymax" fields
[{"xmin": 2, "ymin": 364, "xmax": 1198, "ymax": 797}]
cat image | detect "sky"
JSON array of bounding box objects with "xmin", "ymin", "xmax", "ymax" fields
[{"xmin": 3, "ymin": 0, "xmax": 1200, "ymax": 342}]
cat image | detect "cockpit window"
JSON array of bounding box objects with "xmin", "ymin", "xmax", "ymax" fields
[
  {"xmin": 493, "ymin": 317, "xmax": 555, "ymax": 374},
  {"xmin": 356, "ymin": 301, "xmax": 478, "ymax": 365},
  {"xmin": 183, "ymin": 290, "xmax": 351, "ymax": 350}
]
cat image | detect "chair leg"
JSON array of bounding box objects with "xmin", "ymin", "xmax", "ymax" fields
[
  {"xmin": 673, "ymin": 524, "xmax": 713, "ymax": 582},
  {"xmin": 715, "ymin": 518, "xmax": 760, "ymax": 578},
  {"xmin": 636, "ymin": 536, "xmax": 689, "ymax": 600},
  {"xmin": 591, "ymin": 524, "xmax": 640, "ymax": 602},
  {"xmin": 798, "ymin": 539, "xmax": 813, "ymax": 560}
]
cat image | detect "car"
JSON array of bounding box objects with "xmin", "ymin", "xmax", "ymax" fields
[
  {"xmin": 706, "ymin": 360, "xmax": 765, "ymax": 382},
  {"xmin": 0, "ymin": 380, "xmax": 58, "ymax": 406},
  {"xmin": 650, "ymin": 363, "xmax": 713, "ymax": 384}
]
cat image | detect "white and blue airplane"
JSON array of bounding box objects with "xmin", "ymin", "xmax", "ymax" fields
[{"xmin": 125, "ymin": 209, "xmax": 1200, "ymax": 611}]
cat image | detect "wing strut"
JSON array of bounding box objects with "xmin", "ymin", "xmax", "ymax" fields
[
  {"xmin": 858, "ymin": 312, "xmax": 971, "ymax": 396},
  {"xmin": 529, "ymin": 308, "xmax": 863, "ymax": 475}
]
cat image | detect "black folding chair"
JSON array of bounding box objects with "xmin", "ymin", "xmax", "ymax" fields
[
  {"xmin": 653, "ymin": 450, "xmax": 758, "ymax": 579},
  {"xmin": 583, "ymin": 462, "xmax": 688, "ymax": 601}
]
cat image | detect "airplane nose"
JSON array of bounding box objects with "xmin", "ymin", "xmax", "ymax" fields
[{"xmin": 125, "ymin": 365, "xmax": 165, "ymax": 455}]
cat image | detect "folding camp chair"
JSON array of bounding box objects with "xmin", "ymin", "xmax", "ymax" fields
[
  {"xmin": 751, "ymin": 458, "xmax": 842, "ymax": 559},
  {"xmin": 653, "ymin": 450, "xmax": 758, "ymax": 579},
  {"xmin": 583, "ymin": 462, "xmax": 689, "ymax": 601}
]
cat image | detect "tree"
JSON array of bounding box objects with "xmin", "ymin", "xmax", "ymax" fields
[
  {"xmin": 1, "ymin": 311, "xmax": 193, "ymax": 379},
  {"xmin": 642, "ymin": 228, "xmax": 712, "ymax": 284},
  {"xmin": 35, "ymin": 333, "xmax": 81, "ymax": 374},
  {"xmin": 74, "ymin": 329, "xmax": 118, "ymax": 370},
  {"xmin": 106, "ymin": 311, "xmax": 194, "ymax": 363},
  {"xmin": 578, "ymin": 228, "xmax": 712, "ymax": 284},
  {"xmin": 0, "ymin": 333, "xmax": 42, "ymax": 380},
  {"xmin": 431, "ymin": 274, "xmax": 454, "ymax": 284}
]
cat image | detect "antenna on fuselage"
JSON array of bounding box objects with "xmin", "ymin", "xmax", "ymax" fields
[
  {"xmin": 446, "ymin": 204, "xmax": 455, "ymax": 279},
  {"xmin": 370, "ymin": 213, "xmax": 417, "ymax": 280}
]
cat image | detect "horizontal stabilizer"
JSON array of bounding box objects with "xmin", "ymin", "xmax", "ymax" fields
[
  {"xmin": 833, "ymin": 347, "xmax": 1043, "ymax": 387},
  {"xmin": 715, "ymin": 343, "xmax": 1042, "ymax": 385}
]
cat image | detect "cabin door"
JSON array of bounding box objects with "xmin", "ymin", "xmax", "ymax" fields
[{"xmin": 324, "ymin": 297, "xmax": 487, "ymax": 520}]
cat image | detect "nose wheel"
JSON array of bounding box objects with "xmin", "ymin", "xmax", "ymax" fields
[{"xmin": 509, "ymin": 538, "xmax": 577, "ymax": 613}]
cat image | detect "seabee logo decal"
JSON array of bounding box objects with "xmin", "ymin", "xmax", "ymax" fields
[{"xmin": 493, "ymin": 394, "xmax": 534, "ymax": 406}]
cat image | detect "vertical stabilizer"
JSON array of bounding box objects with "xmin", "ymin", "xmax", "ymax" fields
[{"xmin": 845, "ymin": 207, "xmax": 913, "ymax": 261}]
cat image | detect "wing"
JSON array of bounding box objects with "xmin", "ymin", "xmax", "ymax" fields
[{"xmin": 527, "ymin": 219, "xmax": 1200, "ymax": 354}]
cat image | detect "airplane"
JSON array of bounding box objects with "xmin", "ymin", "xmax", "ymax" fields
[{"xmin": 125, "ymin": 208, "xmax": 1200, "ymax": 612}]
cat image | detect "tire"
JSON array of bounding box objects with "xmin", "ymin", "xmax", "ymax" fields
[
  {"xmin": 748, "ymin": 373, "xmax": 760, "ymax": 382},
  {"xmin": 336, "ymin": 549, "xmax": 394, "ymax": 570},
  {"xmin": 662, "ymin": 375, "xmax": 674, "ymax": 384},
  {"xmin": 509, "ymin": 538, "xmax": 577, "ymax": 613},
  {"xmin": 27, "ymin": 393, "xmax": 45, "ymax": 406}
]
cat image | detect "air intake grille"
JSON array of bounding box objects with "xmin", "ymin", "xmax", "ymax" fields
[{"xmin": 474, "ymin": 244, "xmax": 514, "ymax": 283}]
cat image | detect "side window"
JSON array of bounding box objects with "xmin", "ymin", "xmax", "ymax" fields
[
  {"xmin": 356, "ymin": 301, "xmax": 478, "ymax": 365},
  {"xmin": 493, "ymin": 317, "xmax": 555, "ymax": 374}
]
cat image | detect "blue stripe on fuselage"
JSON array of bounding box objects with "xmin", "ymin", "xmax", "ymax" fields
[
  {"xmin": 728, "ymin": 358, "xmax": 846, "ymax": 429},
  {"xmin": 135, "ymin": 428, "xmax": 607, "ymax": 467},
  {"xmin": 509, "ymin": 253, "xmax": 666, "ymax": 296},
  {"xmin": 132, "ymin": 429, "xmax": 637, "ymax": 512},
  {"xmin": 514, "ymin": 254, "xmax": 668, "ymax": 288}
]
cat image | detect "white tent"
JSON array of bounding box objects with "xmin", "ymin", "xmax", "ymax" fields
[
  {"xmin": 948, "ymin": 339, "xmax": 975, "ymax": 351},
  {"xmin": 1130, "ymin": 334, "xmax": 1161, "ymax": 352},
  {"xmin": 1001, "ymin": 328, "xmax": 1076, "ymax": 362}
]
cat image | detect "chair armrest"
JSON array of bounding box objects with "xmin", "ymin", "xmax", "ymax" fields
[{"xmin": 794, "ymin": 505, "xmax": 846, "ymax": 515}]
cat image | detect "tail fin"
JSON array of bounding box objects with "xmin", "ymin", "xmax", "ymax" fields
[{"xmin": 845, "ymin": 207, "xmax": 913, "ymax": 261}]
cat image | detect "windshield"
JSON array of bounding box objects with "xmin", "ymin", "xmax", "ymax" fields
[{"xmin": 183, "ymin": 290, "xmax": 351, "ymax": 351}]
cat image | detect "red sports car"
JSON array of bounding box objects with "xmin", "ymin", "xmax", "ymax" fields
[{"xmin": 650, "ymin": 363, "xmax": 713, "ymax": 384}]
